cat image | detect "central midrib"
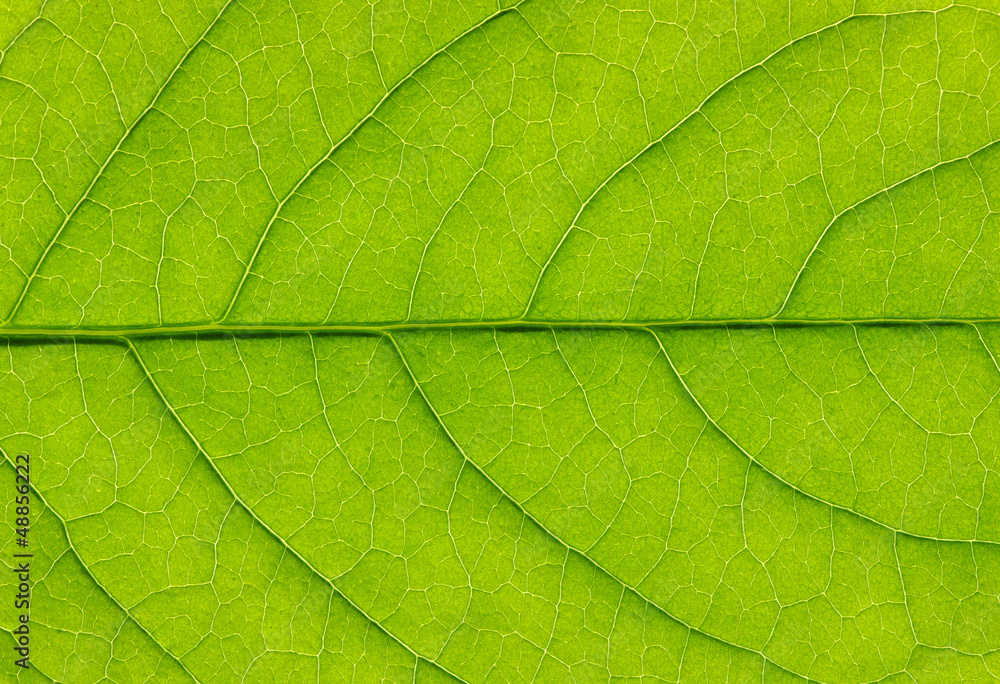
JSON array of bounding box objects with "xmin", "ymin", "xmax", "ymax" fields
[{"xmin": 0, "ymin": 318, "xmax": 996, "ymax": 338}]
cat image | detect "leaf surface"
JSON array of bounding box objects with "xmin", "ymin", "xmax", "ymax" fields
[{"xmin": 3, "ymin": 0, "xmax": 1000, "ymax": 682}]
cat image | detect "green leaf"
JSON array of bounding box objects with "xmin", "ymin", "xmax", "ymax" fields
[{"xmin": 1, "ymin": 0, "xmax": 1000, "ymax": 682}]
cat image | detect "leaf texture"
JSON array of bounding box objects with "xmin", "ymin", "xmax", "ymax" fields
[{"xmin": 2, "ymin": 0, "xmax": 1000, "ymax": 682}]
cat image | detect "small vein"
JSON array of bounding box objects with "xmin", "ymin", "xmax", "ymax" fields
[
  {"xmin": 219, "ymin": 1, "xmax": 527, "ymax": 324},
  {"xmin": 776, "ymin": 139, "xmax": 1000, "ymax": 317},
  {"xmin": 521, "ymin": 7, "xmax": 994, "ymax": 319},
  {"xmin": 0, "ymin": 444, "xmax": 203, "ymax": 684},
  {"xmin": 126, "ymin": 339, "xmax": 473, "ymax": 684},
  {"xmin": 385, "ymin": 331, "xmax": 819, "ymax": 684},
  {"xmin": 2, "ymin": 0, "xmax": 239, "ymax": 327},
  {"xmin": 647, "ymin": 327, "xmax": 1000, "ymax": 547},
  {"xmin": 0, "ymin": 0, "xmax": 49, "ymax": 63}
]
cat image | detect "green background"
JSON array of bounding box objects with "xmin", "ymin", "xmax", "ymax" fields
[{"xmin": 2, "ymin": 0, "xmax": 1000, "ymax": 681}]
